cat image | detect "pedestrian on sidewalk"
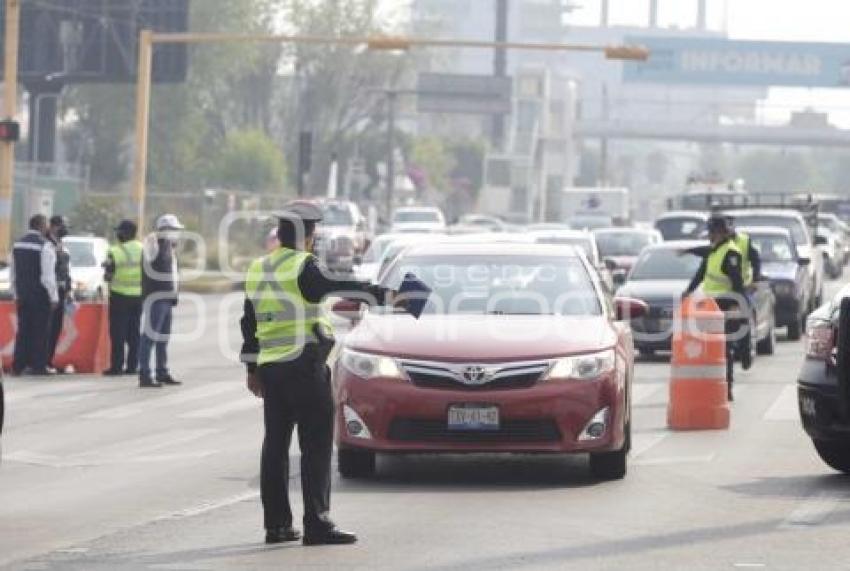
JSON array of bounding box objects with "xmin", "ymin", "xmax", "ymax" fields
[
  {"xmin": 103, "ymin": 220, "xmax": 144, "ymax": 376},
  {"xmin": 138, "ymin": 214, "xmax": 183, "ymax": 388}
]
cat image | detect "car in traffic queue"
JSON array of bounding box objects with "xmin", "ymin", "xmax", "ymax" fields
[
  {"xmin": 390, "ymin": 206, "xmax": 447, "ymax": 234},
  {"xmin": 616, "ymin": 240, "xmax": 776, "ymax": 357},
  {"xmin": 310, "ymin": 200, "xmax": 370, "ymax": 273},
  {"xmin": 798, "ymin": 284, "xmax": 850, "ymax": 474},
  {"xmin": 530, "ymin": 229, "xmax": 615, "ymax": 290},
  {"xmin": 818, "ymin": 212, "xmax": 850, "ymax": 266},
  {"xmin": 354, "ymin": 233, "xmax": 429, "ymax": 284},
  {"xmin": 721, "ymin": 208, "xmax": 825, "ymax": 314},
  {"xmin": 816, "ymin": 226, "xmax": 844, "ymax": 280},
  {"xmin": 65, "ymin": 236, "xmax": 110, "ymax": 300},
  {"xmin": 742, "ymin": 227, "xmax": 812, "ymax": 341},
  {"xmin": 331, "ymin": 242, "xmax": 647, "ymax": 481},
  {"xmin": 654, "ymin": 211, "xmax": 709, "ymax": 241},
  {"xmin": 593, "ymin": 227, "xmax": 663, "ymax": 279}
]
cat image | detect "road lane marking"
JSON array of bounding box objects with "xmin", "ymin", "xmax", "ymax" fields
[
  {"xmin": 763, "ymin": 385, "xmax": 799, "ymax": 421},
  {"xmin": 82, "ymin": 383, "xmax": 237, "ymax": 419},
  {"xmin": 5, "ymin": 381, "xmax": 104, "ymax": 404},
  {"xmin": 153, "ymin": 490, "xmax": 261, "ymax": 522},
  {"xmin": 780, "ymin": 491, "xmax": 849, "ymax": 528},
  {"xmin": 180, "ymin": 398, "xmax": 261, "ymax": 419},
  {"xmin": 632, "ymin": 383, "xmax": 665, "ymax": 405},
  {"xmin": 631, "ymin": 432, "xmax": 668, "ymax": 458}
]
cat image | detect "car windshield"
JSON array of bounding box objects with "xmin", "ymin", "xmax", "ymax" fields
[
  {"xmin": 65, "ymin": 241, "xmax": 97, "ymax": 267},
  {"xmin": 751, "ymin": 235, "xmax": 794, "ymax": 262},
  {"xmin": 534, "ymin": 237, "xmax": 595, "ymax": 261},
  {"xmin": 595, "ymin": 232, "xmax": 655, "ymax": 257},
  {"xmin": 655, "ymin": 218, "xmax": 705, "ymax": 240},
  {"xmin": 630, "ymin": 249, "xmax": 702, "ymax": 280},
  {"xmin": 322, "ymin": 205, "xmax": 353, "ymax": 226},
  {"xmin": 732, "ymin": 216, "xmax": 808, "ymax": 245},
  {"xmin": 380, "ymin": 255, "xmax": 601, "ymax": 316},
  {"xmin": 394, "ymin": 210, "xmax": 439, "ymax": 223}
]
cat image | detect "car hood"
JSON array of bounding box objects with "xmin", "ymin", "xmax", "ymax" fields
[
  {"xmin": 344, "ymin": 314, "xmax": 616, "ymax": 361},
  {"xmin": 618, "ymin": 279, "xmax": 689, "ymax": 302},
  {"xmin": 761, "ymin": 261, "xmax": 798, "ymax": 281}
]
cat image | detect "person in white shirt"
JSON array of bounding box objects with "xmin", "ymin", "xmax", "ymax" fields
[{"xmin": 9, "ymin": 214, "xmax": 58, "ymax": 376}]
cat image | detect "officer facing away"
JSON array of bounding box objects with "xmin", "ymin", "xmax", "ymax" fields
[
  {"xmin": 9, "ymin": 214, "xmax": 58, "ymax": 376},
  {"xmin": 682, "ymin": 215, "xmax": 747, "ymax": 401},
  {"xmin": 240, "ymin": 203, "xmax": 391, "ymax": 546},
  {"xmin": 103, "ymin": 220, "xmax": 144, "ymax": 376},
  {"xmin": 46, "ymin": 215, "xmax": 72, "ymax": 372}
]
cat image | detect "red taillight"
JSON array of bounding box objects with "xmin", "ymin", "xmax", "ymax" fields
[{"xmin": 805, "ymin": 321, "xmax": 834, "ymax": 360}]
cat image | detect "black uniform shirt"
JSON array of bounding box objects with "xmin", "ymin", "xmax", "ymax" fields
[
  {"xmin": 240, "ymin": 256, "xmax": 381, "ymax": 373},
  {"xmin": 684, "ymin": 238, "xmax": 746, "ymax": 297}
]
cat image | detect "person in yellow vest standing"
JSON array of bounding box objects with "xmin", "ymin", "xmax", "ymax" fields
[
  {"xmin": 103, "ymin": 220, "xmax": 144, "ymax": 376},
  {"xmin": 240, "ymin": 202, "xmax": 392, "ymax": 547},
  {"xmin": 682, "ymin": 216, "xmax": 747, "ymax": 401}
]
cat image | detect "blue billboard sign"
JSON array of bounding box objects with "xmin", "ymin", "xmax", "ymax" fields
[{"xmin": 623, "ymin": 36, "xmax": 850, "ymax": 88}]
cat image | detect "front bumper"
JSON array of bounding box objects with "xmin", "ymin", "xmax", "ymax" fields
[
  {"xmin": 774, "ymin": 296, "xmax": 801, "ymax": 327},
  {"xmin": 629, "ymin": 316, "xmax": 673, "ymax": 351},
  {"xmin": 336, "ymin": 371, "xmax": 627, "ymax": 454},
  {"xmin": 798, "ymin": 359, "xmax": 850, "ymax": 442}
]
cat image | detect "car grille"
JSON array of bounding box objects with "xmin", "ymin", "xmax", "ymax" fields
[
  {"xmin": 388, "ymin": 418, "xmax": 561, "ymax": 443},
  {"xmin": 399, "ymin": 359, "xmax": 550, "ymax": 391}
]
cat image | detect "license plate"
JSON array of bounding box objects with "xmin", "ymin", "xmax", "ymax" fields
[{"xmin": 448, "ymin": 404, "xmax": 499, "ymax": 431}]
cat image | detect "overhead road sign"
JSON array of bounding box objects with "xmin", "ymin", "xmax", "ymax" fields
[
  {"xmin": 417, "ymin": 74, "xmax": 512, "ymax": 115},
  {"xmin": 623, "ymin": 36, "xmax": 850, "ymax": 88}
]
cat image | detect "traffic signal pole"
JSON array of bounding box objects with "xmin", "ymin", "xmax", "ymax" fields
[
  {"xmin": 0, "ymin": 0, "xmax": 20, "ymax": 261},
  {"xmin": 129, "ymin": 32, "xmax": 648, "ymax": 227}
]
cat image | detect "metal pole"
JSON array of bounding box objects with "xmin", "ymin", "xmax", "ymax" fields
[
  {"xmin": 385, "ymin": 91, "xmax": 397, "ymax": 221},
  {"xmin": 131, "ymin": 29, "xmax": 153, "ymax": 230},
  {"xmin": 0, "ymin": 0, "xmax": 20, "ymax": 261},
  {"xmin": 493, "ymin": 0, "xmax": 508, "ymax": 150}
]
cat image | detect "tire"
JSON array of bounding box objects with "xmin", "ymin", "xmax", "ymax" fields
[
  {"xmin": 338, "ymin": 448, "xmax": 376, "ymax": 479},
  {"xmin": 638, "ymin": 348, "xmax": 655, "ymax": 358},
  {"xmin": 589, "ymin": 422, "xmax": 629, "ymax": 481},
  {"xmin": 814, "ymin": 440, "xmax": 850, "ymax": 474},
  {"xmin": 757, "ymin": 322, "xmax": 776, "ymax": 355},
  {"xmin": 787, "ymin": 317, "xmax": 803, "ymax": 341}
]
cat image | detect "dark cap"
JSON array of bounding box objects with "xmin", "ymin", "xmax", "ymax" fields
[
  {"xmin": 114, "ymin": 219, "xmax": 138, "ymax": 234},
  {"xmin": 49, "ymin": 215, "xmax": 69, "ymax": 228},
  {"xmin": 707, "ymin": 216, "xmax": 729, "ymax": 233},
  {"xmin": 278, "ymin": 201, "xmax": 323, "ymax": 223}
]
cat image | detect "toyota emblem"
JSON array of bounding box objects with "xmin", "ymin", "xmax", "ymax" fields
[{"xmin": 461, "ymin": 365, "xmax": 489, "ymax": 385}]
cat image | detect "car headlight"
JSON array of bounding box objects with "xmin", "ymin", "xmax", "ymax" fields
[
  {"xmin": 339, "ymin": 348, "xmax": 405, "ymax": 380},
  {"xmin": 772, "ymin": 281, "xmax": 795, "ymax": 297},
  {"xmin": 544, "ymin": 349, "xmax": 616, "ymax": 381}
]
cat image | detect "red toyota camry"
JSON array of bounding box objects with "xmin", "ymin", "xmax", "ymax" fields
[{"xmin": 333, "ymin": 242, "xmax": 646, "ymax": 480}]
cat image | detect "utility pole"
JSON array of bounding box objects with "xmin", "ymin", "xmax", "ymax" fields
[
  {"xmin": 131, "ymin": 29, "xmax": 153, "ymax": 229},
  {"xmin": 0, "ymin": 0, "xmax": 20, "ymax": 260},
  {"xmin": 493, "ymin": 0, "xmax": 508, "ymax": 150},
  {"xmin": 385, "ymin": 91, "xmax": 397, "ymax": 221}
]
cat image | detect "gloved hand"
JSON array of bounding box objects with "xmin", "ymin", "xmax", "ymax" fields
[{"xmin": 365, "ymin": 284, "xmax": 396, "ymax": 306}]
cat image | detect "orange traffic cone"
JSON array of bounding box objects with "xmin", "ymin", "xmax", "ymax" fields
[{"xmin": 667, "ymin": 296, "xmax": 730, "ymax": 430}]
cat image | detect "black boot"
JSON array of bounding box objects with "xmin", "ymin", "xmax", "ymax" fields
[
  {"xmin": 303, "ymin": 526, "xmax": 358, "ymax": 546},
  {"xmin": 265, "ymin": 526, "xmax": 301, "ymax": 544}
]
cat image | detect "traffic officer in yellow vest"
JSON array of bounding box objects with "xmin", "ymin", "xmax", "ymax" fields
[
  {"xmin": 682, "ymin": 215, "xmax": 747, "ymax": 400},
  {"xmin": 240, "ymin": 202, "xmax": 391, "ymax": 547},
  {"xmin": 103, "ymin": 220, "xmax": 144, "ymax": 376},
  {"xmin": 726, "ymin": 215, "xmax": 763, "ymax": 289}
]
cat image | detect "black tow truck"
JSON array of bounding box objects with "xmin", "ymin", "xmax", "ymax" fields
[{"xmin": 798, "ymin": 286, "xmax": 850, "ymax": 472}]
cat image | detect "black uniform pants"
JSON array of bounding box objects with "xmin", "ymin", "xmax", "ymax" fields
[
  {"xmin": 716, "ymin": 297, "xmax": 747, "ymax": 386},
  {"xmin": 46, "ymin": 289, "xmax": 68, "ymax": 367},
  {"xmin": 109, "ymin": 293, "xmax": 142, "ymax": 372},
  {"xmin": 259, "ymin": 352, "xmax": 335, "ymax": 533},
  {"xmin": 13, "ymin": 298, "xmax": 51, "ymax": 373}
]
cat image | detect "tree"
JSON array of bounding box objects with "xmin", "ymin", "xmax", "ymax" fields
[
  {"xmin": 409, "ymin": 137, "xmax": 455, "ymax": 193},
  {"xmin": 211, "ymin": 129, "xmax": 287, "ymax": 193}
]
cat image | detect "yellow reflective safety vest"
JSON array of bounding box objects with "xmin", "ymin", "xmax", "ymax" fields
[
  {"xmin": 108, "ymin": 240, "xmax": 143, "ymax": 297},
  {"xmin": 732, "ymin": 232, "xmax": 753, "ymax": 286},
  {"xmin": 702, "ymin": 239, "xmax": 742, "ymax": 296},
  {"xmin": 245, "ymin": 247, "xmax": 333, "ymax": 366}
]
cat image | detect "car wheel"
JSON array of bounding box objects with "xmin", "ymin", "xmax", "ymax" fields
[
  {"xmin": 338, "ymin": 448, "xmax": 376, "ymax": 479},
  {"xmin": 589, "ymin": 422, "xmax": 629, "ymax": 481},
  {"xmin": 756, "ymin": 321, "xmax": 776, "ymax": 355},
  {"xmin": 813, "ymin": 440, "xmax": 850, "ymax": 474},
  {"xmin": 787, "ymin": 317, "xmax": 803, "ymax": 341}
]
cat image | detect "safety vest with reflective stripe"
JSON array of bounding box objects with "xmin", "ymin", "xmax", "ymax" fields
[
  {"xmin": 702, "ymin": 240, "xmax": 742, "ymax": 296},
  {"xmin": 245, "ymin": 247, "xmax": 333, "ymax": 366},
  {"xmin": 108, "ymin": 240, "xmax": 143, "ymax": 297},
  {"xmin": 732, "ymin": 232, "xmax": 753, "ymax": 286}
]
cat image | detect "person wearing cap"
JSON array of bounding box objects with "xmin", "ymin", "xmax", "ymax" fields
[
  {"xmin": 137, "ymin": 214, "xmax": 184, "ymax": 388},
  {"xmin": 103, "ymin": 220, "xmax": 144, "ymax": 376},
  {"xmin": 682, "ymin": 215, "xmax": 747, "ymax": 400},
  {"xmin": 9, "ymin": 214, "xmax": 58, "ymax": 376},
  {"xmin": 45, "ymin": 215, "xmax": 72, "ymax": 372},
  {"xmin": 240, "ymin": 202, "xmax": 391, "ymax": 546}
]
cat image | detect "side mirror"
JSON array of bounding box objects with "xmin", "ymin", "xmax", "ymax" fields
[
  {"xmin": 612, "ymin": 269, "xmax": 627, "ymax": 288},
  {"xmin": 815, "ymin": 235, "xmax": 829, "ymax": 246},
  {"xmin": 798, "ymin": 256, "xmax": 811, "ymax": 266},
  {"xmin": 614, "ymin": 297, "xmax": 649, "ymax": 320},
  {"xmin": 332, "ymin": 298, "xmax": 363, "ymax": 321},
  {"xmin": 603, "ymin": 258, "xmax": 617, "ymax": 271}
]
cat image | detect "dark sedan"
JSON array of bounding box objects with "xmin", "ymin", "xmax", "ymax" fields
[{"xmin": 617, "ymin": 241, "xmax": 776, "ymax": 357}]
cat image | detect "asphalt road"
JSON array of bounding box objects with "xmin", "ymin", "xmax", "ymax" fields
[{"xmin": 1, "ymin": 284, "xmax": 849, "ymax": 571}]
